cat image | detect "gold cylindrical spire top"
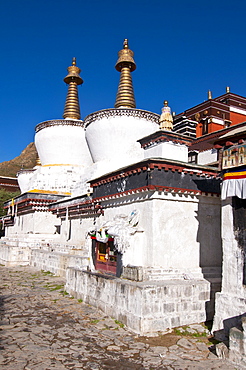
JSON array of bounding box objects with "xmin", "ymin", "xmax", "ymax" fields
[
  {"xmin": 36, "ymin": 156, "xmax": 41, "ymax": 166},
  {"xmin": 63, "ymin": 58, "xmax": 83, "ymax": 120},
  {"xmin": 114, "ymin": 39, "xmax": 136, "ymax": 108},
  {"xmin": 159, "ymin": 100, "xmax": 173, "ymax": 131}
]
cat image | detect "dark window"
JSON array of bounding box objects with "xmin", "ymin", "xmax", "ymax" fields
[
  {"xmin": 202, "ymin": 120, "xmax": 208, "ymax": 135},
  {"xmin": 188, "ymin": 152, "xmax": 198, "ymax": 164},
  {"xmin": 224, "ymin": 120, "xmax": 231, "ymax": 128}
]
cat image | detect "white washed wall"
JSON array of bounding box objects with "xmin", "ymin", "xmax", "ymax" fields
[
  {"xmin": 213, "ymin": 198, "xmax": 246, "ymax": 337},
  {"xmin": 198, "ymin": 149, "xmax": 218, "ymax": 165},
  {"xmin": 144, "ymin": 142, "xmax": 188, "ymax": 162},
  {"xmin": 64, "ymin": 192, "xmax": 221, "ymax": 275}
]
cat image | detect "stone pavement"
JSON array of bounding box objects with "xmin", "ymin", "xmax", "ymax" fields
[{"xmin": 0, "ymin": 266, "xmax": 238, "ymax": 369}]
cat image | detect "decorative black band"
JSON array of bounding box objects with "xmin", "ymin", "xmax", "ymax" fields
[
  {"xmin": 35, "ymin": 120, "xmax": 84, "ymax": 133},
  {"xmin": 84, "ymin": 108, "xmax": 160, "ymax": 127}
]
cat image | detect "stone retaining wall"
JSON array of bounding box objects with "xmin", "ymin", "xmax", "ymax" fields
[
  {"xmin": 213, "ymin": 292, "xmax": 246, "ymax": 339},
  {"xmin": 65, "ymin": 267, "xmax": 210, "ymax": 336},
  {"xmin": 30, "ymin": 249, "xmax": 88, "ymax": 277},
  {"xmin": 0, "ymin": 245, "xmax": 30, "ymax": 266}
]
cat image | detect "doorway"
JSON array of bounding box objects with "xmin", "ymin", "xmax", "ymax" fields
[{"xmin": 95, "ymin": 239, "xmax": 117, "ymax": 275}]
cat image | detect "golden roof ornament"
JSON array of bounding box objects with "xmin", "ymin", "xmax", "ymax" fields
[
  {"xmin": 208, "ymin": 90, "xmax": 212, "ymax": 100},
  {"xmin": 159, "ymin": 100, "xmax": 173, "ymax": 131},
  {"xmin": 114, "ymin": 39, "xmax": 136, "ymax": 108},
  {"xmin": 36, "ymin": 156, "xmax": 41, "ymax": 166},
  {"xmin": 63, "ymin": 58, "xmax": 83, "ymax": 120}
]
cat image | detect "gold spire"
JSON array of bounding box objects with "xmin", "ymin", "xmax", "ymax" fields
[
  {"xmin": 114, "ymin": 39, "xmax": 136, "ymax": 108},
  {"xmin": 36, "ymin": 156, "xmax": 41, "ymax": 166},
  {"xmin": 207, "ymin": 90, "xmax": 212, "ymax": 100},
  {"xmin": 159, "ymin": 100, "xmax": 173, "ymax": 131},
  {"xmin": 63, "ymin": 58, "xmax": 83, "ymax": 120}
]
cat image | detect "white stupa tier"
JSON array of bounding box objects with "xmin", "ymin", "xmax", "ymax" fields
[
  {"xmin": 35, "ymin": 119, "xmax": 92, "ymax": 167},
  {"xmin": 17, "ymin": 119, "xmax": 92, "ymax": 195},
  {"xmin": 85, "ymin": 108, "xmax": 159, "ymax": 167}
]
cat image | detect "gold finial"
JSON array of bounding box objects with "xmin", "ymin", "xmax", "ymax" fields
[
  {"xmin": 36, "ymin": 156, "xmax": 41, "ymax": 166},
  {"xmin": 114, "ymin": 39, "xmax": 136, "ymax": 108},
  {"xmin": 123, "ymin": 39, "xmax": 128, "ymax": 48},
  {"xmin": 159, "ymin": 100, "xmax": 173, "ymax": 131},
  {"xmin": 63, "ymin": 58, "xmax": 83, "ymax": 120},
  {"xmin": 208, "ymin": 90, "xmax": 212, "ymax": 100},
  {"xmin": 226, "ymin": 86, "xmax": 230, "ymax": 93}
]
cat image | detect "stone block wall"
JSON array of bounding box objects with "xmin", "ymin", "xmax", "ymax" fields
[
  {"xmin": 0, "ymin": 244, "xmax": 30, "ymax": 266},
  {"xmin": 228, "ymin": 317, "xmax": 246, "ymax": 367},
  {"xmin": 213, "ymin": 292, "xmax": 246, "ymax": 339},
  {"xmin": 66, "ymin": 267, "xmax": 210, "ymax": 336},
  {"xmin": 30, "ymin": 249, "xmax": 89, "ymax": 277}
]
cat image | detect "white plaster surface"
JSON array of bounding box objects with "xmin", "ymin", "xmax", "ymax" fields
[
  {"xmin": 197, "ymin": 149, "xmax": 218, "ymax": 165},
  {"xmin": 4, "ymin": 190, "xmax": 221, "ymax": 280},
  {"xmin": 144, "ymin": 141, "xmax": 188, "ymax": 162},
  {"xmin": 211, "ymin": 117, "xmax": 224, "ymax": 125},
  {"xmin": 35, "ymin": 123, "xmax": 93, "ymax": 167},
  {"xmin": 85, "ymin": 114, "xmax": 158, "ymax": 164},
  {"xmin": 65, "ymin": 191, "xmax": 221, "ymax": 277},
  {"xmin": 17, "ymin": 169, "xmax": 36, "ymax": 193},
  {"xmin": 221, "ymin": 200, "xmax": 246, "ymax": 296},
  {"xmin": 230, "ymin": 106, "xmax": 246, "ymax": 115},
  {"xmin": 212, "ymin": 199, "xmax": 246, "ymax": 336},
  {"xmin": 26, "ymin": 164, "xmax": 85, "ymax": 194},
  {"xmin": 4, "ymin": 212, "xmax": 59, "ymax": 236}
]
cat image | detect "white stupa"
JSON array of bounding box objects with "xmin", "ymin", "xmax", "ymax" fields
[{"xmin": 18, "ymin": 58, "xmax": 93, "ymax": 195}]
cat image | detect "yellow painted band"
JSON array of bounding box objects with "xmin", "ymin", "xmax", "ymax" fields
[
  {"xmin": 28, "ymin": 189, "xmax": 71, "ymax": 196},
  {"xmin": 224, "ymin": 171, "xmax": 246, "ymax": 178},
  {"xmin": 42, "ymin": 164, "xmax": 81, "ymax": 167}
]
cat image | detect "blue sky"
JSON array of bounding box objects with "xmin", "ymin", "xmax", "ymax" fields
[{"xmin": 1, "ymin": 0, "xmax": 246, "ymax": 162}]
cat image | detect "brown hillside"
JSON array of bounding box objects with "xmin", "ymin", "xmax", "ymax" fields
[{"xmin": 0, "ymin": 143, "xmax": 37, "ymax": 178}]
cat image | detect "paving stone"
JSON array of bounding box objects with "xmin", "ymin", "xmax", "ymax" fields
[
  {"xmin": 196, "ymin": 341, "xmax": 210, "ymax": 352},
  {"xmin": 177, "ymin": 337, "xmax": 194, "ymax": 349},
  {"xmin": 0, "ymin": 265, "xmax": 237, "ymax": 370},
  {"xmin": 143, "ymin": 356, "xmax": 162, "ymax": 366},
  {"xmin": 186, "ymin": 327, "xmax": 197, "ymax": 334},
  {"xmin": 149, "ymin": 345, "xmax": 168, "ymax": 355},
  {"xmin": 140, "ymin": 349, "xmax": 159, "ymax": 358},
  {"xmin": 208, "ymin": 351, "xmax": 220, "ymax": 359},
  {"xmin": 107, "ymin": 345, "xmax": 121, "ymax": 351},
  {"xmin": 189, "ymin": 323, "xmax": 210, "ymax": 334},
  {"xmin": 121, "ymin": 349, "xmax": 140, "ymax": 356},
  {"xmin": 97, "ymin": 340, "xmax": 113, "ymax": 348},
  {"xmin": 129, "ymin": 342, "xmax": 149, "ymax": 350},
  {"xmin": 114, "ymin": 338, "xmax": 125, "ymax": 347},
  {"xmin": 161, "ymin": 365, "xmax": 174, "ymax": 370}
]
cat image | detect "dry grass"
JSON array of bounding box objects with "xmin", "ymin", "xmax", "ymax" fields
[{"xmin": 0, "ymin": 142, "xmax": 37, "ymax": 177}]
